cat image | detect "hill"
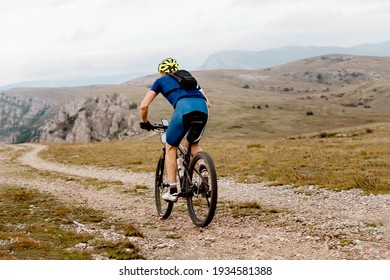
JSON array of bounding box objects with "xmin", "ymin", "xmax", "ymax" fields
[
  {"xmin": 200, "ymin": 41, "xmax": 390, "ymax": 70},
  {"xmin": 193, "ymin": 57, "xmax": 389, "ymax": 140},
  {"xmin": 1, "ymin": 54, "xmax": 390, "ymax": 142}
]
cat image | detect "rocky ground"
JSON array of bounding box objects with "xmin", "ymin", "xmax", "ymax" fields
[{"xmin": 1, "ymin": 143, "xmax": 390, "ymax": 260}]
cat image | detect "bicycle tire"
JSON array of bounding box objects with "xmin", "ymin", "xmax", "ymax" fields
[
  {"xmin": 187, "ymin": 151, "xmax": 217, "ymax": 227},
  {"xmin": 155, "ymin": 156, "xmax": 173, "ymax": 219}
]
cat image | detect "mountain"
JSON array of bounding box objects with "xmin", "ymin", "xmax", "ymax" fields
[
  {"xmin": 2, "ymin": 54, "xmax": 390, "ymax": 143},
  {"xmin": 4, "ymin": 41, "xmax": 389, "ymax": 90},
  {"xmin": 200, "ymin": 41, "xmax": 390, "ymax": 70},
  {"xmin": 0, "ymin": 72, "xmax": 148, "ymax": 91},
  {"xmin": 39, "ymin": 93, "xmax": 139, "ymax": 142}
]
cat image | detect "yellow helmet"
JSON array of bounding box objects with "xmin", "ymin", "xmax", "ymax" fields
[{"xmin": 158, "ymin": 58, "xmax": 179, "ymax": 73}]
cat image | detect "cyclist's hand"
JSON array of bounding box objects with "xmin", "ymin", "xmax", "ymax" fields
[{"xmin": 140, "ymin": 121, "xmax": 153, "ymax": 131}]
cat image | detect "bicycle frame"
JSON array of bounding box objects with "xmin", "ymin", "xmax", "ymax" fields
[
  {"xmin": 177, "ymin": 143, "xmax": 192, "ymax": 198},
  {"xmin": 156, "ymin": 120, "xmax": 197, "ymax": 197}
]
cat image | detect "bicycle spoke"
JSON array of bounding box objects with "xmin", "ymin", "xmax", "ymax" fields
[
  {"xmin": 155, "ymin": 156, "xmax": 173, "ymax": 219},
  {"xmin": 186, "ymin": 151, "xmax": 217, "ymax": 227}
]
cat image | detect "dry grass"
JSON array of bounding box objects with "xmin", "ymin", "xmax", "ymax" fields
[
  {"xmin": 227, "ymin": 201, "xmax": 283, "ymax": 221},
  {"xmin": 208, "ymin": 123, "xmax": 390, "ymax": 194},
  {"xmin": 0, "ymin": 184, "xmax": 144, "ymax": 260},
  {"xmin": 40, "ymin": 122, "xmax": 390, "ymax": 194},
  {"xmin": 41, "ymin": 141, "xmax": 159, "ymax": 171}
]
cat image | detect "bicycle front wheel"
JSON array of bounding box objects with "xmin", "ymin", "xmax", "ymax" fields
[
  {"xmin": 155, "ymin": 156, "xmax": 173, "ymax": 219},
  {"xmin": 187, "ymin": 151, "xmax": 217, "ymax": 227}
]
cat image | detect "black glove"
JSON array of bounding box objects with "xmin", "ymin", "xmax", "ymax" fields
[{"xmin": 140, "ymin": 121, "xmax": 153, "ymax": 131}]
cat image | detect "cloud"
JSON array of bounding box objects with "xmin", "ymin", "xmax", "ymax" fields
[{"xmin": 1, "ymin": 0, "xmax": 390, "ymax": 86}]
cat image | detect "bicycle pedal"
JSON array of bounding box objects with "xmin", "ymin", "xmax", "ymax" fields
[{"xmin": 178, "ymin": 192, "xmax": 190, "ymax": 198}]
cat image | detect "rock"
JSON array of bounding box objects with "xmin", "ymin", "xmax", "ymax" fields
[
  {"xmin": 39, "ymin": 93, "xmax": 140, "ymax": 142},
  {"xmin": 0, "ymin": 93, "xmax": 51, "ymax": 143},
  {"xmin": 74, "ymin": 243, "xmax": 88, "ymax": 250}
]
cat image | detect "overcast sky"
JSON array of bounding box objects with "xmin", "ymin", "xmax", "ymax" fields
[{"xmin": 1, "ymin": 0, "xmax": 389, "ymax": 86}]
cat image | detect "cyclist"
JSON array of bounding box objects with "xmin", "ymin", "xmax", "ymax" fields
[{"xmin": 139, "ymin": 58, "xmax": 211, "ymax": 202}]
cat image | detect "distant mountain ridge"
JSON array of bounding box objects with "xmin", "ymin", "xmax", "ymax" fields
[
  {"xmin": 2, "ymin": 41, "xmax": 390, "ymax": 90},
  {"xmin": 200, "ymin": 41, "xmax": 390, "ymax": 70},
  {"xmin": 0, "ymin": 72, "xmax": 148, "ymax": 91}
]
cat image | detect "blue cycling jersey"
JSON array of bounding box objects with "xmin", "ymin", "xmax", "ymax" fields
[
  {"xmin": 151, "ymin": 75, "xmax": 206, "ymax": 108},
  {"xmin": 150, "ymin": 73, "xmax": 209, "ymax": 147}
]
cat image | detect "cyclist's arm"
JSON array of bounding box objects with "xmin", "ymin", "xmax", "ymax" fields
[
  {"xmin": 200, "ymin": 89, "xmax": 211, "ymax": 109},
  {"xmin": 140, "ymin": 90, "xmax": 157, "ymax": 122}
]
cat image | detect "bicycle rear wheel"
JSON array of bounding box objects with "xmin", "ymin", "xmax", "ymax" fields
[
  {"xmin": 187, "ymin": 151, "xmax": 217, "ymax": 227},
  {"xmin": 155, "ymin": 156, "xmax": 173, "ymax": 219}
]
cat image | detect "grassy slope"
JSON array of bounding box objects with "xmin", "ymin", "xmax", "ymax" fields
[
  {"xmin": 0, "ymin": 184, "xmax": 144, "ymax": 260},
  {"xmin": 13, "ymin": 55, "xmax": 390, "ymax": 193},
  {"xmin": 42, "ymin": 121, "xmax": 390, "ymax": 194}
]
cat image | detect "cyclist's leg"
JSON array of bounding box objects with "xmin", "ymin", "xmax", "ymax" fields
[
  {"xmin": 165, "ymin": 144, "xmax": 178, "ymax": 185},
  {"xmin": 164, "ymin": 143, "xmax": 179, "ymax": 200},
  {"xmin": 164, "ymin": 107, "xmax": 186, "ymax": 201}
]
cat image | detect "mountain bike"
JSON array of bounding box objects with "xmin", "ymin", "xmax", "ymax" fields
[{"xmin": 151, "ymin": 119, "xmax": 217, "ymax": 227}]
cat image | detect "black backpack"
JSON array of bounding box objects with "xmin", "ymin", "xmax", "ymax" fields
[{"xmin": 168, "ymin": 70, "xmax": 198, "ymax": 90}]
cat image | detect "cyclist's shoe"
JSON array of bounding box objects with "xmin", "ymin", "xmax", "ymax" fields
[
  {"xmin": 162, "ymin": 191, "xmax": 178, "ymax": 202},
  {"xmin": 199, "ymin": 164, "xmax": 209, "ymax": 181}
]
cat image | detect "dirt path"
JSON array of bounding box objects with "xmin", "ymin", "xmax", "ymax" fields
[{"xmin": 1, "ymin": 143, "xmax": 389, "ymax": 259}]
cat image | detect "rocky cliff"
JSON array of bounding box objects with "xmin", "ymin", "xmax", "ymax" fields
[
  {"xmin": 0, "ymin": 93, "xmax": 51, "ymax": 143},
  {"xmin": 39, "ymin": 93, "xmax": 140, "ymax": 142}
]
